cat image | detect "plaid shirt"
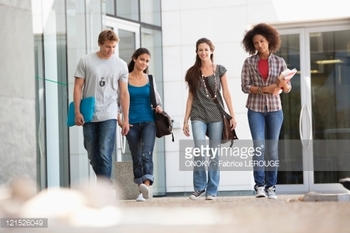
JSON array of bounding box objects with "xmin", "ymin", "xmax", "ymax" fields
[{"xmin": 241, "ymin": 53, "xmax": 288, "ymax": 112}]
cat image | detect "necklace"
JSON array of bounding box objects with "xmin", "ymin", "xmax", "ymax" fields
[{"xmin": 201, "ymin": 65, "xmax": 218, "ymax": 99}]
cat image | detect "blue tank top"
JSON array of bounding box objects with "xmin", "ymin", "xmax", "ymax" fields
[{"xmin": 128, "ymin": 82, "xmax": 155, "ymax": 124}]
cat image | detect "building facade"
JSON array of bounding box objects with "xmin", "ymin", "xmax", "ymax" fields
[{"xmin": 1, "ymin": 0, "xmax": 350, "ymax": 195}]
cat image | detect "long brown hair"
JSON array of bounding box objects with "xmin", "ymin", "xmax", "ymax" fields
[{"xmin": 185, "ymin": 38, "xmax": 215, "ymax": 95}]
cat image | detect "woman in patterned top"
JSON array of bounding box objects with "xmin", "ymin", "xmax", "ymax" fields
[
  {"xmin": 183, "ymin": 38, "xmax": 236, "ymax": 200},
  {"xmin": 241, "ymin": 23, "xmax": 291, "ymax": 199}
]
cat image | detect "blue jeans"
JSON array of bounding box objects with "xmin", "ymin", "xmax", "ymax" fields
[
  {"xmin": 191, "ymin": 120, "xmax": 223, "ymax": 196},
  {"xmin": 248, "ymin": 109, "xmax": 283, "ymax": 190},
  {"xmin": 126, "ymin": 121, "xmax": 156, "ymax": 185},
  {"xmin": 83, "ymin": 119, "xmax": 117, "ymax": 179}
]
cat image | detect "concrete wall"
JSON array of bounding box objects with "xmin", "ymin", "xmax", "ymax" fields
[{"xmin": 0, "ymin": 0, "xmax": 36, "ymax": 184}]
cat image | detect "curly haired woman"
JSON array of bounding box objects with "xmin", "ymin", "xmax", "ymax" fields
[{"xmin": 241, "ymin": 23, "xmax": 292, "ymax": 199}]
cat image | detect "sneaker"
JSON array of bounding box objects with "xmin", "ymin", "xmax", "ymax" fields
[
  {"xmin": 255, "ymin": 186, "xmax": 267, "ymax": 198},
  {"xmin": 136, "ymin": 193, "xmax": 145, "ymax": 202},
  {"xmin": 189, "ymin": 190, "xmax": 205, "ymax": 200},
  {"xmin": 205, "ymin": 195, "xmax": 216, "ymax": 200},
  {"xmin": 139, "ymin": 184, "xmax": 150, "ymax": 199},
  {"xmin": 266, "ymin": 187, "xmax": 277, "ymax": 199}
]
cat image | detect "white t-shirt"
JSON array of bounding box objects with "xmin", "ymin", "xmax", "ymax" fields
[{"xmin": 74, "ymin": 53, "xmax": 128, "ymax": 122}]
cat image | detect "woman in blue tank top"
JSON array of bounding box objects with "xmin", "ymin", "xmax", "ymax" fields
[{"xmin": 119, "ymin": 48, "xmax": 163, "ymax": 202}]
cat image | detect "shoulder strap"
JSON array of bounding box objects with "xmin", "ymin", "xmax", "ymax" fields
[
  {"xmin": 203, "ymin": 78, "xmax": 225, "ymax": 115},
  {"xmin": 148, "ymin": 74, "xmax": 157, "ymax": 108}
]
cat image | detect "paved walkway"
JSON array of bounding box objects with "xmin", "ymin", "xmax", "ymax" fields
[
  {"xmin": 112, "ymin": 194, "xmax": 350, "ymax": 233},
  {"xmin": 2, "ymin": 178, "xmax": 349, "ymax": 233}
]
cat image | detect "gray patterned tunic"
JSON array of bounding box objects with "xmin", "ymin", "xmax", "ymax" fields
[{"xmin": 190, "ymin": 64, "xmax": 227, "ymax": 123}]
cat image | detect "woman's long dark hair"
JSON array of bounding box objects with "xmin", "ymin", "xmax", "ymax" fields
[
  {"xmin": 128, "ymin": 48, "xmax": 151, "ymax": 73},
  {"xmin": 185, "ymin": 38, "xmax": 215, "ymax": 95}
]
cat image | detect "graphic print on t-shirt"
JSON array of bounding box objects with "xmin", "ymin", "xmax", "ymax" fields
[
  {"xmin": 98, "ymin": 64, "xmax": 110, "ymax": 87},
  {"xmin": 99, "ymin": 77, "xmax": 105, "ymax": 87}
]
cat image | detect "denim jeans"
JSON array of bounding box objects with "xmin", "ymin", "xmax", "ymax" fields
[
  {"xmin": 248, "ymin": 108, "xmax": 283, "ymax": 190},
  {"xmin": 191, "ymin": 120, "xmax": 223, "ymax": 196},
  {"xmin": 83, "ymin": 119, "xmax": 117, "ymax": 179},
  {"xmin": 126, "ymin": 121, "xmax": 156, "ymax": 185}
]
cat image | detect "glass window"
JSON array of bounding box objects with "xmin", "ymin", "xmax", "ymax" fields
[
  {"xmin": 34, "ymin": 34, "xmax": 47, "ymax": 190},
  {"xmin": 116, "ymin": 0, "xmax": 139, "ymax": 21},
  {"xmin": 140, "ymin": 0, "xmax": 161, "ymax": 26},
  {"xmin": 118, "ymin": 29, "xmax": 136, "ymax": 63},
  {"xmin": 106, "ymin": 0, "xmax": 116, "ymax": 15},
  {"xmin": 275, "ymin": 34, "xmax": 303, "ymax": 185},
  {"xmin": 140, "ymin": 27, "xmax": 165, "ymax": 195},
  {"xmin": 34, "ymin": 0, "xmax": 70, "ymax": 188},
  {"xmin": 141, "ymin": 27, "xmax": 163, "ymax": 86},
  {"xmin": 310, "ymin": 30, "xmax": 350, "ymax": 183}
]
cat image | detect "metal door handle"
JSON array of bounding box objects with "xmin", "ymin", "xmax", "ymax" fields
[
  {"xmin": 299, "ymin": 104, "xmax": 305, "ymax": 147},
  {"xmin": 299, "ymin": 104, "xmax": 312, "ymax": 149},
  {"xmin": 305, "ymin": 105, "xmax": 312, "ymax": 148}
]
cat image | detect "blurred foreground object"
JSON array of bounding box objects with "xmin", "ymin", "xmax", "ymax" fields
[
  {"xmin": 0, "ymin": 176, "xmax": 122, "ymax": 227},
  {"xmin": 339, "ymin": 177, "xmax": 350, "ymax": 191}
]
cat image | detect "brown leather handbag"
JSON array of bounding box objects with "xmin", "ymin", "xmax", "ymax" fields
[{"xmin": 204, "ymin": 78, "xmax": 238, "ymax": 147}]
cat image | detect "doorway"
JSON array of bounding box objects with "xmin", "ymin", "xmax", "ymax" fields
[
  {"xmin": 275, "ymin": 20, "xmax": 350, "ymax": 193},
  {"xmin": 106, "ymin": 17, "xmax": 166, "ymax": 196}
]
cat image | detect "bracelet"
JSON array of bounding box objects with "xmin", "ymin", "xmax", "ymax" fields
[
  {"xmin": 257, "ymin": 87, "xmax": 263, "ymax": 95},
  {"xmin": 183, "ymin": 122, "xmax": 188, "ymax": 124}
]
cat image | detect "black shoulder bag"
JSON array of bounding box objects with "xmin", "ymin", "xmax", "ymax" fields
[{"xmin": 148, "ymin": 75, "xmax": 174, "ymax": 142}]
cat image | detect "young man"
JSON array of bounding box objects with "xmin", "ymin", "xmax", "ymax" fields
[{"xmin": 73, "ymin": 29, "xmax": 130, "ymax": 180}]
